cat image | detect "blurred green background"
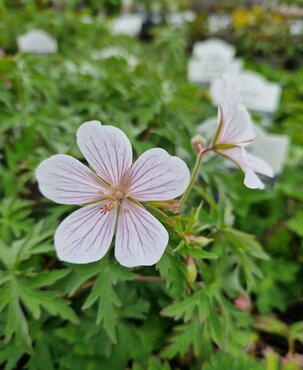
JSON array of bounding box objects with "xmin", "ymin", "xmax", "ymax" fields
[{"xmin": 0, "ymin": 1, "xmax": 302, "ymax": 369}]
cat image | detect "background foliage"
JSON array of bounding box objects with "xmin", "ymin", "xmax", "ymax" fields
[{"xmin": 0, "ymin": 1, "xmax": 302, "ymax": 369}]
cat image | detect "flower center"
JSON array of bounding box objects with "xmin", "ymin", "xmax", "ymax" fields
[{"xmin": 100, "ymin": 187, "xmax": 126, "ymax": 214}]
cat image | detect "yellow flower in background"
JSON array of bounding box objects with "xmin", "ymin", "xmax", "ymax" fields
[
  {"xmin": 271, "ymin": 14, "xmax": 283, "ymax": 24},
  {"xmin": 232, "ymin": 5, "xmax": 284, "ymax": 29},
  {"xmin": 232, "ymin": 8, "xmax": 251, "ymax": 28}
]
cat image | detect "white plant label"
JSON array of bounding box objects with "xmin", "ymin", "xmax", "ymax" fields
[
  {"xmin": 110, "ymin": 13, "xmax": 143, "ymax": 37},
  {"xmin": 210, "ymin": 72, "xmax": 282, "ymax": 114},
  {"xmin": 188, "ymin": 39, "xmax": 242, "ymax": 84},
  {"xmin": 168, "ymin": 11, "xmax": 196, "ymax": 28},
  {"xmin": 17, "ymin": 29, "xmax": 58, "ymax": 54},
  {"xmin": 192, "ymin": 38, "xmax": 235, "ymax": 60},
  {"xmin": 290, "ymin": 20, "xmax": 303, "ymax": 36},
  {"xmin": 247, "ymin": 125, "xmax": 289, "ymax": 175},
  {"xmin": 208, "ymin": 14, "xmax": 231, "ymax": 33}
]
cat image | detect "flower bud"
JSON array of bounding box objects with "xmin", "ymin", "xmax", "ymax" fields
[
  {"xmin": 191, "ymin": 135, "xmax": 206, "ymax": 154},
  {"xmin": 170, "ymin": 200, "xmax": 181, "ymax": 214},
  {"xmin": 234, "ymin": 295, "xmax": 251, "ymax": 312},
  {"xmin": 186, "ymin": 256, "xmax": 197, "ymax": 284},
  {"xmin": 185, "ymin": 234, "xmax": 213, "ymax": 247}
]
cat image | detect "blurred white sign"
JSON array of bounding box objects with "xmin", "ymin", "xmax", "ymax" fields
[
  {"xmin": 290, "ymin": 20, "xmax": 303, "ymax": 35},
  {"xmin": 208, "ymin": 14, "xmax": 231, "ymax": 33},
  {"xmin": 247, "ymin": 125, "xmax": 289, "ymax": 175},
  {"xmin": 188, "ymin": 58, "xmax": 242, "ymax": 84},
  {"xmin": 192, "ymin": 38, "xmax": 235, "ymax": 60},
  {"xmin": 188, "ymin": 39, "xmax": 243, "ymax": 84},
  {"xmin": 167, "ymin": 11, "xmax": 196, "ymax": 28},
  {"xmin": 111, "ymin": 13, "xmax": 143, "ymax": 37},
  {"xmin": 17, "ymin": 29, "xmax": 58, "ymax": 54},
  {"xmin": 196, "ymin": 117, "xmax": 289, "ymax": 174},
  {"xmin": 210, "ymin": 72, "xmax": 281, "ymax": 114}
]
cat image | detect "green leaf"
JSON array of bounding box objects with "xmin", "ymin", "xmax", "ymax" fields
[
  {"xmin": 161, "ymin": 289, "xmax": 207, "ymax": 321},
  {"xmin": 253, "ymin": 316, "xmax": 289, "ymax": 338},
  {"xmin": 208, "ymin": 299, "xmax": 224, "ymax": 346},
  {"xmin": 17, "ymin": 277, "xmax": 78, "ymax": 324},
  {"xmin": 224, "ymin": 229, "xmax": 269, "ymax": 260},
  {"xmin": 161, "ymin": 321, "xmax": 200, "ymax": 359},
  {"xmin": 5, "ymin": 297, "xmax": 32, "ymax": 350},
  {"xmin": 0, "ymin": 222, "xmax": 53, "ymax": 270},
  {"xmin": 82, "ymin": 259, "xmax": 135, "ymax": 342},
  {"xmin": 0, "ymin": 198, "xmax": 33, "ymax": 241},
  {"xmin": 0, "ymin": 342, "xmax": 24, "ymax": 370},
  {"xmin": 64, "ymin": 263, "xmax": 102, "ymax": 297},
  {"xmin": 186, "ymin": 247, "xmax": 218, "ymax": 259},
  {"xmin": 29, "ymin": 269, "xmax": 70, "ymax": 289},
  {"xmin": 290, "ymin": 321, "xmax": 303, "ymax": 342},
  {"xmin": 202, "ymin": 351, "xmax": 265, "ymax": 370},
  {"xmin": 287, "ymin": 211, "xmax": 303, "ymax": 237},
  {"xmin": 156, "ymin": 248, "xmax": 187, "ymax": 298},
  {"xmin": 0, "ymin": 281, "xmax": 13, "ymax": 312}
]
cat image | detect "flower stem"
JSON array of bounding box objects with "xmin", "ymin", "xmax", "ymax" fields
[
  {"xmin": 180, "ymin": 151, "xmax": 204, "ymax": 209},
  {"xmin": 288, "ymin": 336, "xmax": 295, "ymax": 355}
]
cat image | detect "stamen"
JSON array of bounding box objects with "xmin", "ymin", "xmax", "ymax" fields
[
  {"xmin": 100, "ymin": 204, "xmax": 110, "ymax": 214},
  {"xmin": 100, "ymin": 188, "xmax": 126, "ymax": 215}
]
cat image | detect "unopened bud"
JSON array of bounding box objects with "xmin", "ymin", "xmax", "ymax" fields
[
  {"xmin": 186, "ymin": 256, "xmax": 197, "ymax": 284},
  {"xmin": 170, "ymin": 200, "xmax": 181, "ymax": 214},
  {"xmin": 234, "ymin": 295, "xmax": 251, "ymax": 312},
  {"xmin": 147, "ymin": 200, "xmax": 180, "ymax": 214},
  {"xmin": 191, "ymin": 135, "xmax": 206, "ymax": 154},
  {"xmin": 185, "ymin": 234, "xmax": 213, "ymax": 247}
]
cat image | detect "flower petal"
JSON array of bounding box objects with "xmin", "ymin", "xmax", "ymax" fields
[
  {"xmin": 55, "ymin": 203, "xmax": 116, "ymax": 264},
  {"xmin": 124, "ymin": 148, "xmax": 190, "ymax": 201},
  {"xmin": 217, "ymin": 146, "xmax": 265, "ymax": 189},
  {"xmin": 36, "ymin": 154, "xmax": 107, "ymax": 205},
  {"xmin": 77, "ymin": 121, "xmax": 132, "ymax": 186},
  {"xmin": 216, "ymin": 75, "xmax": 255, "ymax": 145},
  {"xmin": 246, "ymin": 153, "xmax": 274, "ymax": 178},
  {"xmin": 244, "ymin": 168, "xmax": 265, "ymax": 189},
  {"xmin": 115, "ymin": 199, "xmax": 168, "ymax": 267}
]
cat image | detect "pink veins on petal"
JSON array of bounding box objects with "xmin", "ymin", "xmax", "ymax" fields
[{"xmin": 36, "ymin": 120, "xmax": 190, "ymax": 267}]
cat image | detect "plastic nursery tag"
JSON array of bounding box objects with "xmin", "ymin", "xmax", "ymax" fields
[
  {"xmin": 110, "ymin": 13, "xmax": 143, "ymax": 37},
  {"xmin": 188, "ymin": 38, "xmax": 243, "ymax": 85},
  {"xmin": 208, "ymin": 14, "xmax": 231, "ymax": 33},
  {"xmin": 290, "ymin": 20, "xmax": 303, "ymax": 36},
  {"xmin": 167, "ymin": 11, "xmax": 196, "ymax": 28},
  {"xmin": 246, "ymin": 125, "xmax": 289, "ymax": 175},
  {"xmin": 210, "ymin": 71, "xmax": 282, "ymax": 114},
  {"xmin": 17, "ymin": 29, "xmax": 58, "ymax": 54}
]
